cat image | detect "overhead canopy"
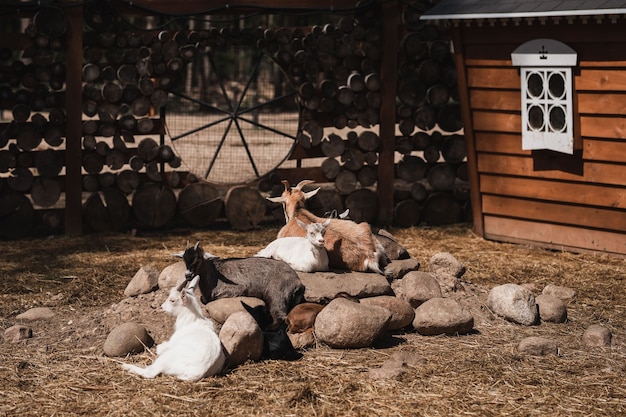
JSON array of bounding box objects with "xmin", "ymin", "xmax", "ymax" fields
[{"xmin": 421, "ymin": 0, "xmax": 626, "ymax": 20}]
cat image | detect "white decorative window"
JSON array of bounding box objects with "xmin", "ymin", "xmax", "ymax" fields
[{"xmin": 512, "ymin": 39, "xmax": 577, "ymax": 154}]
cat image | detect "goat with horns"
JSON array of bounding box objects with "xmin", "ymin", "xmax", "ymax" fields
[{"xmin": 267, "ymin": 180, "xmax": 388, "ymax": 273}]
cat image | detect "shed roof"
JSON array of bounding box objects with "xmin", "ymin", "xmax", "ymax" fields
[{"xmin": 421, "ymin": 0, "xmax": 626, "ymax": 20}]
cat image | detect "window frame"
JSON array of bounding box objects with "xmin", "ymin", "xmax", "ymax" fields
[{"xmin": 512, "ymin": 39, "xmax": 577, "ymax": 154}]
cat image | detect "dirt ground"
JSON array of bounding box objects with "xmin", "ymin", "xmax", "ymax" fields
[{"xmin": 0, "ymin": 223, "xmax": 624, "ymax": 416}]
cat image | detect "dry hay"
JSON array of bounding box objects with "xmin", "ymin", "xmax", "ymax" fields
[{"xmin": 0, "ymin": 224, "xmax": 624, "ymax": 416}]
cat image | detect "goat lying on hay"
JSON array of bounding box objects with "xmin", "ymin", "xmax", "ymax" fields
[
  {"xmin": 268, "ymin": 180, "xmax": 388, "ymax": 274},
  {"xmin": 175, "ymin": 241, "xmax": 305, "ymax": 330}
]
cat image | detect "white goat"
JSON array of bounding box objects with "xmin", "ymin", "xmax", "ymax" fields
[
  {"xmin": 122, "ymin": 276, "xmax": 226, "ymax": 381},
  {"xmin": 255, "ymin": 218, "xmax": 331, "ymax": 272}
]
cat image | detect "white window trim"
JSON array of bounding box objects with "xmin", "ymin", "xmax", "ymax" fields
[{"xmin": 512, "ymin": 39, "xmax": 577, "ymax": 154}]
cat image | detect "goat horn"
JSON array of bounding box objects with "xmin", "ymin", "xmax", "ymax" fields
[
  {"xmin": 280, "ymin": 180, "xmax": 290, "ymax": 191},
  {"xmin": 295, "ymin": 179, "xmax": 315, "ymax": 190},
  {"xmin": 194, "ymin": 241, "xmax": 200, "ymax": 250},
  {"xmin": 176, "ymin": 280, "xmax": 188, "ymax": 292}
]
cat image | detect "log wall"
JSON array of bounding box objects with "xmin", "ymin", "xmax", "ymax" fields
[
  {"xmin": 0, "ymin": 0, "xmax": 468, "ymax": 238},
  {"xmin": 451, "ymin": 19, "xmax": 626, "ymax": 256}
]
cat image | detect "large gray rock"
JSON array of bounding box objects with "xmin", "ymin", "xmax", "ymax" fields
[
  {"xmin": 125, "ymin": 265, "xmax": 160, "ymax": 297},
  {"xmin": 157, "ymin": 261, "xmax": 186, "ymax": 290},
  {"xmin": 360, "ymin": 295, "xmax": 415, "ymax": 331},
  {"xmin": 412, "ymin": 297, "xmax": 474, "ymax": 336},
  {"xmin": 487, "ymin": 284, "xmax": 539, "ymax": 326},
  {"xmin": 518, "ymin": 336, "xmax": 558, "ymax": 356},
  {"xmin": 298, "ymin": 271, "xmax": 392, "ymax": 303},
  {"xmin": 535, "ymin": 294, "xmax": 567, "ymax": 323},
  {"xmin": 219, "ymin": 311, "xmax": 263, "ymax": 368},
  {"xmin": 205, "ymin": 297, "xmax": 265, "ymax": 324},
  {"xmin": 542, "ymin": 284, "xmax": 577, "ymax": 302},
  {"xmin": 314, "ymin": 298, "xmax": 391, "ymax": 348},
  {"xmin": 393, "ymin": 271, "xmax": 442, "ymax": 308},
  {"xmin": 4, "ymin": 324, "xmax": 33, "ymax": 343},
  {"xmin": 103, "ymin": 322, "xmax": 154, "ymax": 357},
  {"xmin": 16, "ymin": 307, "xmax": 55, "ymax": 321},
  {"xmin": 582, "ymin": 324, "xmax": 612, "ymax": 347},
  {"xmin": 383, "ymin": 258, "xmax": 420, "ymax": 281}
]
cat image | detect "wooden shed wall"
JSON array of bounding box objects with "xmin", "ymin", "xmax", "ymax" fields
[{"xmin": 452, "ymin": 19, "xmax": 626, "ymax": 256}]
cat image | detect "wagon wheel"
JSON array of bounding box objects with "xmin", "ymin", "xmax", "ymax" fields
[{"xmin": 165, "ymin": 47, "xmax": 300, "ymax": 185}]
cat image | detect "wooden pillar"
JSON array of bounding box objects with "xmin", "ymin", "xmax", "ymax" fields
[
  {"xmin": 452, "ymin": 26, "xmax": 483, "ymax": 236},
  {"xmin": 377, "ymin": 0, "xmax": 400, "ymax": 227},
  {"xmin": 64, "ymin": 1, "xmax": 83, "ymax": 235}
]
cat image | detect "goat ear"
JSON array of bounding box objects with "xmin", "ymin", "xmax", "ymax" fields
[
  {"xmin": 203, "ymin": 251, "xmax": 219, "ymax": 260},
  {"xmin": 188, "ymin": 275, "xmax": 200, "ymax": 290},
  {"xmin": 267, "ymin": 196, "xmax": 285, "ymax": 203},
  {"xmin": 303, "ymin": 187, "xmax": 320, "ymax": 200},
  {"xmin": 172, "ymin": 251, "xmax": 185, "ymax": 259}
]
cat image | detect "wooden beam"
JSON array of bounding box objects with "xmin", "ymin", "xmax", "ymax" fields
[
  {"xmin": 113, "ymin": 0, "xmax": 359, "ymax": 15},
  {"xmin": 452, "ymin": 26, "xmax": 484, "ymax": 237},
  {"xmin": 376, "ymin": 0, "xmax": 399, "ymax": 227},
  {"xmin": 64, "ymin": 2, "xmax": 83, "ymax": 236}
]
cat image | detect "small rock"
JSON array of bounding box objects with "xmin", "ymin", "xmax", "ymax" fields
[
  {"xmin": 383, "ymin": 258, "xmax": 420, "ymax": 281},
  {"xmin": 487, "ymin": 284, "xmax": 539, "ymax": 326},
  {"xmin": 368, "ymin": 361, "xmax": 408, "ymax": 380},
  {"xmin": 4, "ymin": 324, "xmax": 33, "ymax": 343},
  {"xmin": 412, "ymin": 297, "xmax": 474, "ymax": 336},
  {"xmin": 103, "ymin": 322, "xmax": 154, "ymax": 357},
  {"xmin": 542, "ymin": 284, "xmax": 577, "ymax": 302},
  {"xmin": 435, "ymin": 274, "xmax": 463, "ymax": 294},
  {"xmin": 298, "ymin": 271, "xmax": 392, "ymax": 303},
  {"xmin": 518, "ymin": 336, "xmax": 558, "ymax": 356},
  {"xmin": 157, "ymin": 261, "xmax": 187, "ymax": 290},
  {"xmin": 520, "ymin": 283, "xmax": 539, "ymax": 293},
  {"xmin": 219, "ymin": 311, "xmax": 263, "ymax": 368},
  {"xmin": 582, "ymin": 324, "xmax": 612, "ymax": 347},
  {"xmin": 430, "ymin": 252, "xmax": 466, "ymax": 278},
  {"xmin": 374, "ymin": 229, "xmax": 410, "ymax": 261},
  {"xmin": 360, "ymin": 295, "xmax": 415, "ymax": 331},
  {"xmin": 314, "ymin": 298, "xmax": 391, "ymax": 348},
  {"xmin": 16, "ymin": 307, "xmax": 55, "ymax": 321},
  {"xmin": 205, "ymin": 297, "xmax": 265, "ymax": 324},
  {"xmin": 288, "ymin": 330, "xmax": 315, "ymax": 349},
  {"xmin": 393, "ymin": 271, "xmax": 442, "ymax": 308},
  {"xmin": 368, "ymin": 351, "xmax": 426, "ymax": 380},
  {"xmin": 535, "ymin": 294, "xmax": 567, "ymax": 323},
  {"xmin": 124, "ymin": 265, "xmax": 160, "ymax": 297}
]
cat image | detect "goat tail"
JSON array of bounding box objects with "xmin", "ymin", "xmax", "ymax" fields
[{"xmin": 364, "ymin": 256, "xmax": 383, "ymax": 274}]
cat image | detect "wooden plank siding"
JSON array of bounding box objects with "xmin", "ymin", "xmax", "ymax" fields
[{"xmin": 452, "ymin": 20, "xmax": 626, "ymax": 256}]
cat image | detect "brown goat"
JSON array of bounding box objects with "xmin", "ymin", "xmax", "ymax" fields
[
  {"xmin": 286, "ymin": 302, "xmax": 325, "ymax": 333},
  {"xmin": 268, "ymin": 180, "xmax": 387, "ymax": 273}
]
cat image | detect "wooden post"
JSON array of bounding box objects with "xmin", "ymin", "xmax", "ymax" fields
[
  {"xmin": 377, "ymin": 0, "xmax": 399, "ymax": 226},
  {"xmin": 451, "ymin": 27, "xmax": 483, "ymax": 236},
  {"xmin": 64, "ymin": 1, "xmax": 84, "ymax": 235}
]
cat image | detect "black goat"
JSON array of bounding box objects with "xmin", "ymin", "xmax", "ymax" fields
[
  {"xmin": 175, "ymin": 242, "xmax": 305, "ymax": 331},
  {"xmin": 241, "ymin": 301, "xmax": 302, "ymax": 361}
]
